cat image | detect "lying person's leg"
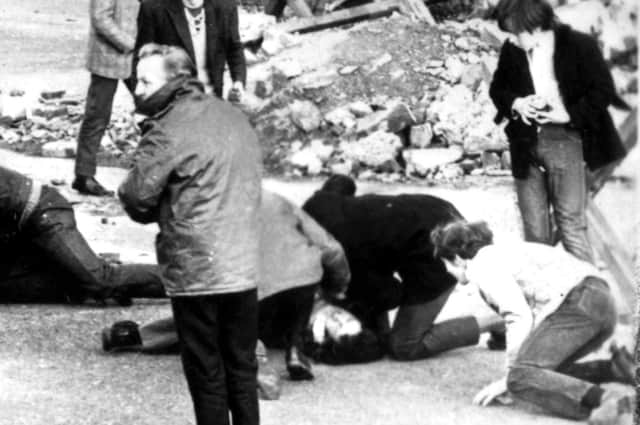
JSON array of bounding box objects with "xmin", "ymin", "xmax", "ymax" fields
[
  {"xmin": 506, "ymin": 277, "xmax": 632, "ymax": 422},
  {"xmin": 388, "ymin": 286, "xmax": 502, "ymax": 361},
  {"xmin": 25, "ymin": 187, "xmax": 164, "ymax": 301}
]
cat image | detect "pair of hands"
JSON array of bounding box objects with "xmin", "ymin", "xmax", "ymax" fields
[
  {"xmin": 512, "ymin": 95, "xmax": 570, "ymax": 126},
  {"xmin": 473, "ymin": 377, "xmax": 513, "ymax": 407},
  {"xmin": 227, "ymin": 81, "xmax": 245, "ymax": 103}
]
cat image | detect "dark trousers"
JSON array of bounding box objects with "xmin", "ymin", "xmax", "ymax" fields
[
  {"xmin": 507, "ymin": 277, "xmax": 617, "ymax": 420},
  {"xmin": 75, "ymin": 73, "xmax": 135, "ymax": 177},
  {"xmin": 0, "ymin": 188, "xmax": 165, "ymax": 302},
  {"xmin": 171, "ymin": 289, "xmax": 259, "ymax": 425},
  {"xmin": 387, "ymin": 286, "xmax": 480, "ymax": 360},
  {"xmin": 515, "ymin": 125, "xmax": 594, "ymax": 263}
]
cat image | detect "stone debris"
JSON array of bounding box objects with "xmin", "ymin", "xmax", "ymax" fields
[
  {"xmin": 409, "ymin": 123, "xmax": 433, "ymax": 149},
  {"xmin": 341, "ymin": 131, "xmax": 402, "ymax": 169},
  {"xmin": 403, "ymin": 146, "xmax": 464, "ymax": 176},
  {"xmin": 289, "ymin": 100, "xmax": 323, "ymax": 133},
  {"xmin": 41, "ymin": 140, "xmax": 77, "ymax": 158}
]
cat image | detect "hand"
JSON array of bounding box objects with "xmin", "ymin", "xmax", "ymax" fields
[
  {"xmin": 227, "ymin": 81, "xmax": 244, "ymax": 103},
  {"xmin": 534, "ymin": 104, "xmax": 570, "ymax": 124},
  {"xmin": 473, "ymin": 378, "xmax": 508, "ymax": 407},
  {"xmin": 442, "ymin": 255, "xmax": 468, "ymax": 284},
  {"xmin": 511, "ymin": 96, "xmax": 540, "ymax": 126}
]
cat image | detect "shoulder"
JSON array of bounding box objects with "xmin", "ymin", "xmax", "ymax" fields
[
  {"xmin": 140, "ymin": 0, "xmax": 169, "ymax": 14},
  {"xmin": 556, "ymin": 24, "xmax": 598, "ymax": 51}
]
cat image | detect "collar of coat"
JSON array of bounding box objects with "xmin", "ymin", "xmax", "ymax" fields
[{"xmin": 136, "ymin": 76, "xmax": 205, "ymax": 118}]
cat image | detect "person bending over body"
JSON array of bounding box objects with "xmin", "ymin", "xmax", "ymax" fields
[
  {"xmin": 0, "ymin": 165, "xmax": 164, "ymax": 305},
  {"xmin": 432, "ymin": 221, "xmax": 635, "ymax": 425},
  {"xmin": 301, "ymin": 174, "xmax": 504, "ymax": 361},
  {"xmin": 103, "ymin": 190, "xmax": 352, "ymax": 380}
]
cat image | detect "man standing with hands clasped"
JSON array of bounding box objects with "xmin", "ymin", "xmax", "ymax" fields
[
  {"xmin": 136, "ymin": 0, "xmax": 246, "ymax": 101},
  {"xmin": 119, "ymin": 43, "xmax": 262, "ymax": 425}
]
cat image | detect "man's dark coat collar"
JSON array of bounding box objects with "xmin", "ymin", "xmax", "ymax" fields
[{"xmin": 136, "ymin": 76, "xmax": 205, "ymax": 120}]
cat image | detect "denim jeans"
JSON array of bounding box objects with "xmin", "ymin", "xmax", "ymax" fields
[
  {"xmin": 171, "ymin": 289, "xmax": 259, "ymax": 425},
  {"xmin": 75, "ymin": 74, "xmax": 135, "ymax": 177},
  {"xmin": 387, "ymin": 286, "xmax": 480, "ymax": 360},
  {"xmin": 515, "ymin": 125, "xmax": 594, "ymax": 263},
  {"xmin": 0, "ymin": 187, "xmax": 165, "ymax": 302},
  {"xmin": 506, "ymin": 277, "xmax": 617, "ymax": 420}
]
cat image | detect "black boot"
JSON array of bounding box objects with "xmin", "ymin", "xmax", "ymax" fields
[
  {"xmin": 72, "ymin": 176, "xmax": 114, "ymax": 197},
  {"xmin": 286, "ymin": 346, "xmax": 314, "ymax": 381},
  {"xmin": 102, "ymin": 320, "xmax": 143, "ymax": 352}
]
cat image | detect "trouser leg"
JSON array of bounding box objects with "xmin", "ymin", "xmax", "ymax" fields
[
  {"xmin": 388, "ymin": 286, "xmax": 480, "ymax": 360},
  {"xmin": 515, "ymin": 165, "xmax": 552, "ymax": 244},
  {"xmin": 506, "ymin": 277, "xmax": 616, "ymax": 420},
  {"xmin": 139, "ymin": 317, "xmax": 181, "ymax": 353},
  {"xmin": 219, "ymin": 289, "xmax": 259, "ymax": 425},
  {"xmin": 108, "ymin": 264, "xmax": 166, "ymax": 298},
  {"xmin": 75, "ymin": 74, "xmax": 118, "ymax": 178},
  {"xmin": 172, "ymin": 295, "xmax": 230, "ymax": 425}
]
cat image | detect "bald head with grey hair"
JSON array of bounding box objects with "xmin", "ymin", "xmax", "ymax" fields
[{"xmin": 138, "ymin": 43, "xmax": 197, "ymax": 80}]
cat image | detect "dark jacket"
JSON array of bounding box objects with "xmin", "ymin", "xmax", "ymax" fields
[
  {"xmin": 0, "ymin": 166, "xmax": 34, "ymax": 241},
  {"xmin": 302, "ymin": 190, "xmax": 463, "ymax": 313},
  {"xmin": 136, "ymin": 0, "xmax": 246, "ymax": 98},
  {"xmin": 489, "ymin": 24, "xmax": 627, "ymax": 179},
  {"xmin": 119, "ymin": 77, "xmax": 262, "ymax": 296}
]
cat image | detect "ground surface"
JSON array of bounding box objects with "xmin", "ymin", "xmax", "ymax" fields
[{"xmin": 0, "ymin": 1, "xmax": 636, "ymax": 425}]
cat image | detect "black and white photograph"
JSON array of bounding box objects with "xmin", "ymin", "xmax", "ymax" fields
[{"xmin": 0, "ymin": 0, "xmax": 637, "ymax": 424}]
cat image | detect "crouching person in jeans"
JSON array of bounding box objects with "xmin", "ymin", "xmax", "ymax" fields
[
  {"xmin": 432, "ymin": 221, "xmax": 635, "ymax": 425},
  {"xmin": 119, "ymin": 43, "xmax": 262, "ymax": 425}
]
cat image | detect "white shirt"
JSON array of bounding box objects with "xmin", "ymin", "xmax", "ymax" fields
[
  {"xmin": 526, "ymin": 31, "xmax": 569, "ymax": 117},
  {"xmin": 466, "ymin": 241, "xmax": 603, "ymax": 368},
  {"xmin": 184, "ymin": 7, "xmax": 211, "ymax": 91}
]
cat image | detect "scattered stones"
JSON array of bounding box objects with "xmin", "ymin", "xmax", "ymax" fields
[
  {"xmin": 41, "ymin": 140, "xmax": 76, "ymax": 158},
  {"xmin": 444, "ymin": 57, "xmax": 464, "ymax": 83},
  {"xmin": 339, "ymin": 65, "xmax": 359, "ymax": 75},
  {"xmin": 325, "ymin": 107, "xmax": 356, "ymax": 132},
  {"xmin": 272, "ymin": 59, "xmax": 303, "ymax": 79},
  {"xmin": 50, "ymin": 178, "xmax": 66, "ymax": 186},
  {"xmin": 481, "ymin": 151, "xmax": 502, "ymax": 170},
  {"xmin": 409, "ymin": 123, "xmax": 433, "ymax": 148},
  {"xmin": 32, "ymin": 105, "xmax": 69, "ymax": 120},
  {"xmin": 0, "ymin": 129, "xmax": 21, "ymax": 145},
  {"xmin": 329, "ymin": 160, "xmax": 353, "ymax": 176},
  {"xmin": 341, "ymin": 131, "xmax": 402, "ymax": 168},
  {"xmin": 260, "ymin": 27, "xmax": 300, "ymax": 56},
  {"xmin": 460, "ymin": 63, "xmax": 488, "ymax": 91},
  {"xmin": 403, "ymin": 146, "xmax": 464, "ymax": 176},
  {"xmin": 309, "ymin": 139, "xmax": 334, "ymax": 162},
  {"xmin": 289, "ymin": 148, "xmax": 323, "ymax": 175},
  {"xmin": 347, "ymin": 101, "xmax": 373, "ymax": 118},
  {"xmin": 386, "ymin": 103, "xmax": 416, "ymax": 133},
  {"xmin": 289, "ymin": 100, "xmax": 322, "ymax": 133},
  {"xmin": 454, "ymin": 37, "xmax": 471, "ymax": 51},
  {"xmin": 40, "ymin": 90, "xmax": 66, "ymax": 100},
  {"xmin": 369, "ymin": 53, "xmax": 393, "ymax": 73},
  {"xmin": 355, "ymin": 110, "xmax": 388, "ymax": 134}
]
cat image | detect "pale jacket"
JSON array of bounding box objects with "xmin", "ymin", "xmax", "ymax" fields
[{"xmin": 86, "ymin": 0, "xmax": 139, "ymax": 79}]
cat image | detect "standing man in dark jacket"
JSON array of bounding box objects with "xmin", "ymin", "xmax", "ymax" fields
[
  {"xmin": 489, "ymin": 0, "xmax": 627, "ymax": 263},
  {"xmin": 0, "ymin": 166, "xmax": 164, "ymax": 304},
  {"xmin": 136, "ymin": 0, "xmax": 246, "ymax": 100},
  {"xmin": 302, "ymin": 175, "xmax": 504, "ymax": 361},
  {"xmin": 120, "ymin": 44, "xmax": 262, "ymax": 425},
  {"xmin": 74, "ymin": 0, "xmax": 140, "ymax": 196}
]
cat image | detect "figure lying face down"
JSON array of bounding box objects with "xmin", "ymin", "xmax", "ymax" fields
[{"xmin": 0, "ymin": 165, "xmax": 164, "ymax": 305}]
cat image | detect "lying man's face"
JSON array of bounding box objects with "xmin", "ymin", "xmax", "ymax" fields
[
  {"xmin": 310, "ymin": 303, "xmax": 362, "ymax": 344},
  {"xmin": 135, "ymin": 55, "xmax": 170, "ymax": 103}
]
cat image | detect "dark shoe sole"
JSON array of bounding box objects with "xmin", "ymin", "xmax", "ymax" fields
[{"xmin": 287, "ymin": 363, "xmax": 314, "ymax": 381}]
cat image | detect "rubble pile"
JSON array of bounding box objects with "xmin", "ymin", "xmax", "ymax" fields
[{"xmin": 0, "ymin": 90, "xmax": 139, "ymax": 166}]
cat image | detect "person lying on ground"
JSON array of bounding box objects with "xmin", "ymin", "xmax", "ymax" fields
[
  {"xmin": 102, "ymin": 189, "xmax": 351, "ymax": 381},
  {"xmin": 0, "ymin": 165, "xmax": 165, "ymax": 305},
  {"xmin": 301, "ymin": 174, "xmax": 505, "ymax": 361},
  {"xmin": 432, "ymin": 220, "xmax": 635, "ymax": 425}
]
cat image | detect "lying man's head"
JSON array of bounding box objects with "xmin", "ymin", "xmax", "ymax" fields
[{"xmin": 135, "ymin": 43, "xmax": 196, "ymax": 103}]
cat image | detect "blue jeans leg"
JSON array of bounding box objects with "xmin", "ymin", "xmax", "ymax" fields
[{"xmin": 506, "ymin": 277, "xmax": 616, "ymax": 420}]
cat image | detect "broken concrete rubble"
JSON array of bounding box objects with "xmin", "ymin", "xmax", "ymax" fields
[
  {"xmin": 341, "ymin": 130, "xmax": 402, "ymax": 168},
  {"xmin": 403, "ymin": 146, "xmax": 463, "ymax": 176},
  {"xmin": 289, "ymin": 100, "xmax": 323, "ymax": 132},
  {"xmin": 41, "ymin": 140, "xmax": 76, "ymax": 158}
]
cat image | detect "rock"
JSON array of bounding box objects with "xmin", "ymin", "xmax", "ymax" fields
[
  {"xmin": 289, "ymin": 100, "xmax": 322, "ymax": 133},
  {"xmin": 41, "ymin": 140, "xmax": 77, "ymax": 158},
  {"xmin": 470, "ymin": 168, "xmax": 485, "ymax": 176},
  {"xmin": 481, "ymin": 151, "xmax": 502, "ymax": 170},
  {"xmin": 40, "ymin": 90, "xmax": 66, "ymax": 100},
  {"xmin": 355, "ymin": 110, "xmax": 388, "ymax": 134},
  {"xmin": 32, "ymin": 105, "xmax": 68, "ymax": 120},
  {"xmin": 454, "ymin": 37, "xmax": 471, "ymax": 51},
  {"xmin": 501, "ymin": 150, "xmax": 511, "ymax": 170},
  {"xmin": 460, "ymin": 158, "xmax": 479, "ymax": 174},
  {"xmin": 324, "ymin": 107, "xmax": 356, "ymax": 131},
  {"xmin": 0, "ymin": 129, "xmax": 21, "ymax": 145},
  {"xmin": 460, "ymin": 63, "xmax": 487, "ymax": 91},
  {"xmin": 466, "ymin": 52, "xmax": 480, "ymax": 64},
  {"xmin": 409, "ymin": 123, "xmax": 433, "ymax": 148},
  {"xmin": 341, "ymin": 131, "xmax": 402, "ymax": 168},
  {"xmin": 386, "ymin": 103, "xmax": 416, "ymax": 133},
  {"xmin": 426, "ymin": 59, "xmax": 445, "ymax": 68},
  {"xmin": 476, "ymin": 20, "xmax": 509, "ymax": 48},
  {"xmin": 480, "ymin": 55, "xmax": 498, "ymax": 80},
  {"xmin": 329, "ymin": 160, "xmax": 353, "ymax": 176},
  {"xmin": 50, "ymin": 178, "xmax": 66, "ymax": 186},
  {"xmin": 272, "ymin": 59, "xmax": 303, "ymax": 79},
  {"xmin": 444, "ymin": 57, "xmax": 465, "ymax": 83},
  {"xmin": 9, "ymin": 89, "xmax": 25, "ymax": 97},
  {"xmin": 100, "ymin": 133, "xmax": 115, "ymax": 149},
  {"xmin": 261, "ymin": 27, "xmax": 300, "ymax": 56},
  {"xmin": 485, "ymin": 169, "xmax": 512, "ymax": 177},
  {"xmin": 339, "ymin": 65, "xmax": 359, "ymax": 75},
  {"xmin": 289, "ymin": 148, "xmax": 323, "ymax": 175},
  {"xmin": 309, "ymin": 139, "xmax": 334, "ymax": 162},
  {"xmin": 403, "ymin": 147, "xmax": 464, "ymax": 176},
  {"xmin": 1, "ymin": 94, "xmax": 28, "ymax": 121},
  {"xmin": 347, "ymin": 101, "xmax": 373, "ymax": 118},
  {"xmin": 440, "ymin": 163, "xmax": 465, "ymax": 180},
  {"xmin": 290, "ymin": 140, "xmax": 303, "ymax": 152},
  {"xmin": 369, "ymin": 53, "xmax": 392, "ymax": 72},
  {"xmin": 244, "ymin": 49, "xmax": 261, "ymax": 66}
]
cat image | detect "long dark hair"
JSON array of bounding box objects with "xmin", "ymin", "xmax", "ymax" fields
[{"xmin": 493, "ymin": 0, "xmax": 559, "ymax": 34}]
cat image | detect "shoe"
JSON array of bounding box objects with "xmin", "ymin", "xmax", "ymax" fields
[
  {"xmin": 588, "ymin": 388, "xmax": 634, "ymax": 425},
  {"xmin": 102, "ymin": 320, "xmax": 143, "ymax": 352},
  {"xmin": 487, "ymin": 330, "xmax": 506, "ymax": 351},
  {"xmin": 610, "ymin": 343, "xmax": 636, "ymax": 385},
  {"xmin": 286, "ymin": 346, "xmax": 314, "ymax": 381},
  {"xmin": 72, "ymin": 176, "xmax": 114, "ymax": 197}
]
